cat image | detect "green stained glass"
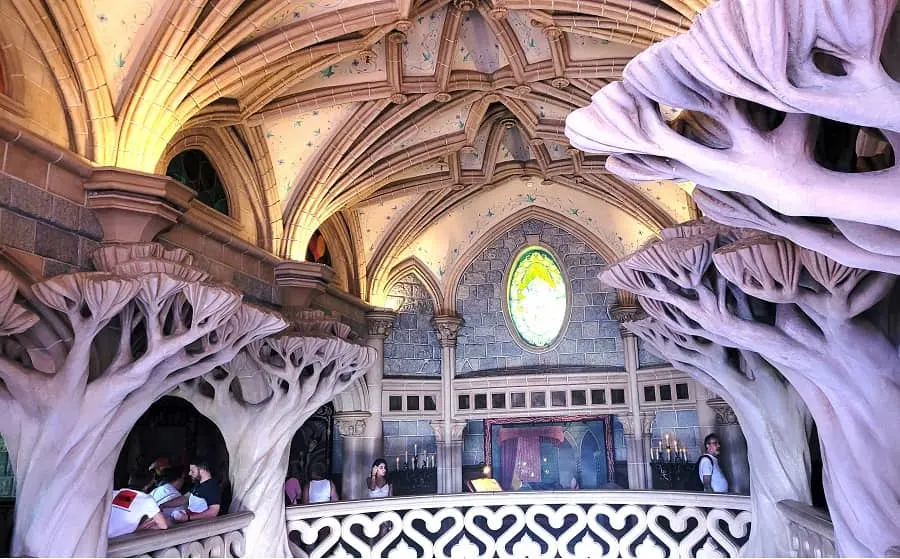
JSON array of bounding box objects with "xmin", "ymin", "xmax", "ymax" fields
[{"xmin": 507, "ymin": 247, "xmax": 567, "ymax": 347}]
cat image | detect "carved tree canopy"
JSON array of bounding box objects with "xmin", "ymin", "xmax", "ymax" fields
[
  {"xmin": 0, "ymin": 244, "xmax": 287, "ymax": 557},
  {"xmin": 566, "ymin": 0, "xmax": 900, "ymax": 273},
  {"xmin": 599, "ymin": 221, "xmax": 900, "ymax": 556},
  {"xmin": 172, "ymin": 313, "xmax": 375, "ymax": 558}
]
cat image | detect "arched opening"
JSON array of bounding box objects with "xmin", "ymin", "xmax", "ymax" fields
[
  {"xmin": 165, "ymin": 150, "xmax": 231, "ymax": 215},
  {"xmin": 115, "ymin": 397, "xmax": 231, "ymax": 512},
  {"xmin": 305, "ymin": 229, "xmax": 332, "ymax": 266}
]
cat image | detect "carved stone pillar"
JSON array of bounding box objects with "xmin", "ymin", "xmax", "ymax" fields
[
  {"xmin": 432, "ymin": 314, "xmax": 464, "ymax": 494},
  {"xmin": 334, "ymin": 411, "xmax": 372, "ymax": 500},
  {"xmin": 360, "ymin": 309, "xmax": 396, "ymax": 490},
  {"xmin": 430, "ymin": 420, "xmax": 467, "ymax": 494},
  {"xmin": 708, "ymin": 397, "xmax": 750, "ymax": 495},
  {"xmin": 84, "ymin": 167, "xmax": 195, "ymax": 243},
  {"xmin": 611, "ymin": 299, "xmax": 651, "ymax": 489}
]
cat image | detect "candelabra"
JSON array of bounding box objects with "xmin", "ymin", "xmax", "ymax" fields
[{"xmin": 650, "ymin": 432, "xmax": 693, "ymax": 490}]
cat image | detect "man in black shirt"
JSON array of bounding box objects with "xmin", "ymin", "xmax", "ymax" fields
[{"xmin": 173, "ymin": 459, "xmax": 222, "ymax": 521}]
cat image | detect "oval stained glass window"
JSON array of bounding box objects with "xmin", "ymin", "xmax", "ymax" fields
[{"xmin": 507, "ymin": 246, "xmax": 567, "ymax": 347}]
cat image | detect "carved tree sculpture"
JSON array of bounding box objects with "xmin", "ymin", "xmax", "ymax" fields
[
  {"xmin": 0, "ymin": 244, "xmax": 287, "ymax": 557},
  {"xmin": 565, "ymin": 0, "xmax": 900, "ymax": 274},
  {"xmin": 173, "ymin": 311, "xmax": 375, "ymax": 557},
  {"xmin": 613, "ymin": 223, "xmax": 812, "ymax": 557},
  {"xmin": 600, "ymin": 222, "xmax": 900, "ymax": 556}
]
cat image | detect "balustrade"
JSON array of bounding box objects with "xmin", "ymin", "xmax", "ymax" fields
[
  {"xmin": 776, "ymin": 500, "xmax": 836, "ymax": 558},
  {"xmin": 286, "ymin": 490, "xmax": 751, "ymax": 558},
  {"xmin": 106, "ymin": 512, "xmax": 252, "ymax": 558}
]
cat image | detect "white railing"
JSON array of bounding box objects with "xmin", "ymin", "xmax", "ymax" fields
[
  {"xmin": 286, "ymin": 491, "xmax": 751, "ymax": 558},
  {"xmin": 776, "ymin": 500, "xmax": 835, "ymax": 558},
  {"xmin": 107, "ymin": 511, "xmax": 252, "ymax": 558}
]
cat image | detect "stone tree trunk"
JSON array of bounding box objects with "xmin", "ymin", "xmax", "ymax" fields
[
  {"xmin": 624, "ymin": 311, "xmax": 811, "ymax": 557},
  {"xmin": 566, "ymin": 0, "xmax": 900, "ymax": 275},
  {"xmin": 173, "ymin": 311, "xmax": 376, "ymax": 557},
  {"xmin": 0, "ymin": 244, "xmax": 287, "ymax": 557},
  {"xmin": 601, "ymin": 223, "xmax": 900, "ymax": 556}
]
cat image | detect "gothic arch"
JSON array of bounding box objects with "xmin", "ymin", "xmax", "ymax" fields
[
  {"xmin": 443, "ymin": 206, "xmax": 621, "ymax": 314},
  {"xmin": 378, "ymin": 257, "xmax": 445, "ymax": 313},
  {"xmin": 331, "ymin": 377, "xmax": 369, "ymax": 413},
  {"xmin": 157, "ymin": 132, "xmax": 270, "ymax": 249}
]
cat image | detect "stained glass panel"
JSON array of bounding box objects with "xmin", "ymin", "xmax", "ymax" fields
[{"xmin": 507, "ymin": 247, "xmax": 567, "ymax": 347}]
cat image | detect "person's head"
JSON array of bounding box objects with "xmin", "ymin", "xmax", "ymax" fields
[
  {"xmin": 371, "ymin": 458, "xmax": 387, "ymax": 477},
  {"xmin": 704, "ymin": 434, "xmax": 721, "ymax": 456},
  {"xmin": 148, "ymin": 457, "xmax": 171, "ymax": 476},
  {"xmin": 189, "ymin": 459, "xmax": 213, "ymax": 483},
  {"xmin": 161, "ymin": 467, "xmax": 185, "ymax": 488},
  {"xmin": 310, "ymin": 462, "xmax": 328, "ymax": 481},
  {"xmin": 127, "ymin": 470, "xmax": 155, "ymax": 492}
]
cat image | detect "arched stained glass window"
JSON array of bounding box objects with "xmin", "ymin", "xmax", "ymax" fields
[
  {"xmin": 166, "ymin": 150, "xmax": 230, "ymax": 215},
  {"xmin": 506, "ymin": 246, "xmax": 568, "ymax": 348}
]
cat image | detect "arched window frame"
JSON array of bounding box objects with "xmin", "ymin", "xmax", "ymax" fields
[
  {"xmin": 165, "ymin": 149, "xmax": 232, "ymax": 216},
  {"xmin": 501, "ymin": 243, "xmax": 572, "ymax": 353}
]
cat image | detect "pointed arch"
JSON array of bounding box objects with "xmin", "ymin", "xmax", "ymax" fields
[
  {"xmin": 443, "ymin": 206, "xmax": 620, "ymax": 314},
  {"xmin": 376, "ymin": 257, "xmax": 445, "ymax": 313}
]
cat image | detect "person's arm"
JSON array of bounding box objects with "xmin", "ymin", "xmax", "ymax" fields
[
  {"xmin": 330, "ymin": 481, "xmax": 339, "ymax": 502},
  {"xmin": 301, "ymin": 483, "xmax": 309, "ymax": 505},
  {"xmin": 699, "ymin": 457, "xmax": 713, "ymax": 492},
  {"xmin": 190, "ymin": 504, "xmax": 220, "ymax": 519},
  {"xmin": 160, "ymin": 495, "xmax": 188, "ymax": 509},
  {"xmin": 367, "ymin": 469, "xmax": 377, "ymax": 491},
  {"xmin": 388, "ymin": 483, "xmax": 393, "ymax": 497},
  {"xmin": 150, "ymin": 511, "xmax": 168, "ymax": 530}
]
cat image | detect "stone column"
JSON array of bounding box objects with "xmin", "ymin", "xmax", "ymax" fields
[
  {"xmin": 334, "ymin": 411, "xmax": 372, "ymax": 500},
  {"xmin": 431, "ymin": 314, "xmax": 464, "ymax": 494},
  {"xmin": 611, "ymin": 299, "xmax": 651, "ymax": 489},
  {"xmin": 431, "ymin": 420, "xmax": 467, "ymax": 494},
  {"xmin": 708, "ymin": 397, "xmax": 750, "ymax": 495},
  {"xmin": 361, "ymin": 309, "xmax": 396, "ymax": 489}
]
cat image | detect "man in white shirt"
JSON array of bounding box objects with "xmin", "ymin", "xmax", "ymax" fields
[
  {"xmin": 109, "ymin": 471, "xmax": 168, "ymax": 538},
  {"xmin": 699, "ymin": 433, "xmax": 729, "ymax": 493}
]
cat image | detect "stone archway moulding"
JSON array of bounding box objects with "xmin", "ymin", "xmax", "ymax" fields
[
  {"xmin": 442, "ymin": 205, "xmax": 623, "ymax": 314},
  {"xmin": 376, "ymin": 256, "xmax": 445, "ymax": 312}
]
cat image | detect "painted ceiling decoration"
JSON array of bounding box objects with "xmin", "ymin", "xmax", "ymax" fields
[{"xmin": 6, "ymin": 0, "xmax": 712, "ymax": 301}]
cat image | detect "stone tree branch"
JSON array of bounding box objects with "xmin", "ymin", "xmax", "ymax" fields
[
  {"xmin": 602, "ymin": 223, "xmax": 900, "ymax": 556},
  {"xmin": 566, "ymin": 0, "xmax": 900, "ymax": 268},
  {"xmin": 0, "ymin": 243, "xmax": 287, "ymax": 558},
  {"xmin": 625, "ymin": 314, "xmax": 812, "ymax": 557},
  {"xmin": 173, "ymin": 311, "xmax": 376, "ymax": 558}
]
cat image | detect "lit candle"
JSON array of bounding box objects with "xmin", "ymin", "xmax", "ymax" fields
[
  {"xmin": 681, "ymin": 449, "xmax": 687, "ymax": 461},
  {"xmin": 665, "ymin": 432, "xmax": 670, "ymax": 445},
  {"xmin": 414, "ymin": 443, "xmax": 418, "ymax": 456},
  {"xmin": 396, "ymin": 456, "xmax": 400, "ymax": 470},
  {"xmin": 404, "ymin": 449, "xmax": 408, "ymax": 465},
  {"xmin": 666, "ymin": 448, "xmax": 671, "ymax": 461}
]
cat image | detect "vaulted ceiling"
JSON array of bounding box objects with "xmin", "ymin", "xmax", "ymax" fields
[{"xmin": 2, "ymin": 0, "xmax": 710, "ymax": 298}]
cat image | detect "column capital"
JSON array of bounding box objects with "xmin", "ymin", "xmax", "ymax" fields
[
  {"xmin": 334, "ymin": 411, "xmax": 372, "ymax": 437},
  {"xmin": 431, "ymin": 419, "xmax": 467, "ymax": 443},
  {"xmin": 84, "ymin": 167, "xmax": 195, "ymax": 243},
  {"xmin": 275, "ymin": 261, "xmax": 335, "ymax": 310},
  {"xmin": 620, "ymin": 413, "xmax": 635, "ymax": 436},
  {"xmin": 431, "ymin": 315, "xmax": 464, "ymax": 348},
  {"xmin": 610, "ymin": 303, "xmax": 641, "ymax": 338},
  {"xmin": 707, "ymin": 397, "xmax": 739, "ymax": 425},
  {"xmin": 640, "ymin": 411, "xmax": 656, "ymax": 435},
  {"xmin": 365, "ymin": 309, "xmax": 397, "ymax": 339}
]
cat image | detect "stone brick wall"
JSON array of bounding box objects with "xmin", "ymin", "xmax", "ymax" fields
[
  {"xmin": 0, "ymin": 173, "xmax": 102, "ymax": 278},
  {"xmin": 455, "ymin": 219, "xmax": 625, "ymax": 374},
  {"xmin": 638, "ymin": 338, "xmax": 668, "ymax": 368},
  {"xmin": 384, "ymin": 275, "xmax": 441, "ymax": 376},
  {"xmin": 462, "ymin": 419, "xmax": 485, "ymax": 466}
]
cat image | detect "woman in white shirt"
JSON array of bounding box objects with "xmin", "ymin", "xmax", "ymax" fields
[
  {"xmin": 366, "ymin": 458, "xmax": 392, "ymax": 498},
  {"xmin": 301, "ymin": 463, "xmax": 339, "ymax": 504}
]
